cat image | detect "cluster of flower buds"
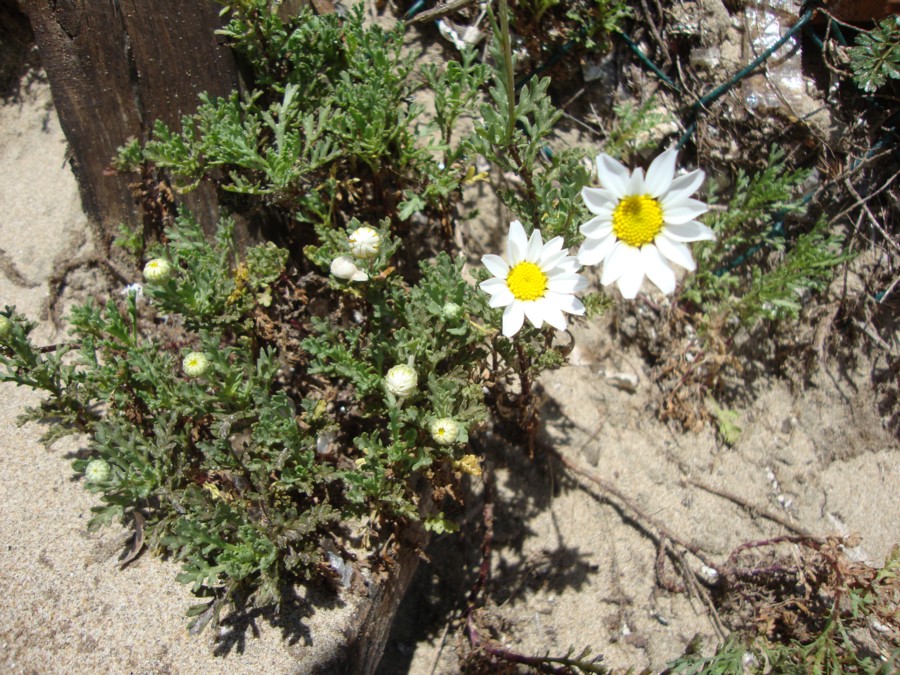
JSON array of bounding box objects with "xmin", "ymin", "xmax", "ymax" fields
[{"xmin": 331, "ymin": 226, "xmax": 382, "ymax": 282}]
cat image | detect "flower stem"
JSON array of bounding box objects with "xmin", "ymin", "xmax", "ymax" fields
[
  {"xmin": 514, "ymin": 338, "xmax": 537, "ymax": 456},
  {"xmin": 497, "ymin": 0, "xmax": 516, "ymax": 142}
]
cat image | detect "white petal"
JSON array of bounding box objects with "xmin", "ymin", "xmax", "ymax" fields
[
  {"xmin": 578, "ymin": 234, "xmax": 617, "ymax": 266},
  {"xmin": 582, "ymin": 186, "xmax": 618, "ymax": 214},
  {"xmin": 508, "ymin": 220, "xmax": 527, "ymax": 262},
  {"xmin": 479, "ymin": 277, "xmax": 508, "ymax": 294},
  {"xmin": 502, "ymin": 302, "xmax": 525, "ymax": 337},
  {"xmin": 662, "ymin": 198, "xmax": 708, "ymax": 225},
  {"xmin": 550, "ymin": 291, "xmax": 586, "ymax": 316},
  {"xmin": 559, "ymin": 295, "xmax": 585, "ymax": 316},
  {"xmin": 539, "ymin": 237, "xmax": 565, "ymax": 269},
  {"xmin": 554, "ymin": 256, "xmax": 581, "ymax": 274},
  {"xmin": 540, "ymin": 250, "xmax": 567, "ymax": 272},
  {"xmin": 664, "ymin": 169, "xmax": 705, "ymax": 203},
  {"xmin": 600, "ymin": 241, "xmax": 633, "ymax": 285},
  {"xmin": 597, "ymin": 154, "xmax": 630, "ymax": 198},
  {"xmin": 641, "ymin": 244, "xmax": 676, "ymax": 295},
  {"xmin": 616, "ymin": 262, "xmax": 645, "ymax": 299},
  {"xmin": 655, "ymin": 236, "xmax": 697, "ymax": 272},
  {"xmin": 488, "ymin": 288, "xmax": 515, "ymax": 308},
  {"xmin": 536, "ymin": 300, "xmax": 567, "ymax": 330},
  {"xmin": 645, "ymin": 149, "xmax": 677, "ymax": 197},
  {"xmin": 481, "ymin": 254, "xmax": 509, "ymax": 279},
  {"xmin": 662, "ymin": 221, "xmax": 715, "ymax": 242},
  {"xmin": 580, "ymin": 214, "xmax": 613, "ymax": 239},
  {"xmin": 626, "ymin": 167, "xmax": 645, "ymax": 195},
  {"xmin": 547, "ymin": 273, "xmax": 588, "ymax": 294},
  {"xmin": 526, "ymin": 228, "xmax": 544, "ymax": 262},
  {"xmin": 523, "ymin": 301, "xmax": 546, "ymax": 329}
]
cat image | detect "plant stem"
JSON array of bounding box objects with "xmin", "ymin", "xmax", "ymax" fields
[{"xmin": 497, "ymin": 0, "xmax": 517, "ymax": 142}]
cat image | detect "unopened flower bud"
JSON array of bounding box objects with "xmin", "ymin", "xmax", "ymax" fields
[
  {"xmin": 143, "ymin": 258, "xmax": 173, "ymax": 282},
  {"xmin": 430, "ymin": 418, "xmax": 460, "ymax": 445},
  {"xmin": 441, "ymin": 302, "xmax": 462, "ymax": 320},
  {"xmin": 0, "ymin": 315, "xmax": 12, "ymax": 337},
  {"xmin": 85, "ymin": 459, "xmax": 111, "ymax": 483},
  {"xmin": 330, "ymin": 256, "xmax": 368, "ymax": 282},
  {"xmin": 453, "ymin": 454, "xmax": 482, "ymax": 477},
  {"xmin": 385, "ymin": 364, "xmax": 417, "ymax": 398},
  {"xmin": 182, "ymin": 352, "xmax": 210, "ymax": 378},
  {"xmin": 348, "ymin": 226, "xmax": 381, "ymax": 260}
]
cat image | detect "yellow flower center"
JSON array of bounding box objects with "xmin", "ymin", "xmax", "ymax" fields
[
  {"xmin": 506, "ymin": 261, "xmax": 548, "ymax": 301},
  {"xmin": 612, "ymin": 195, "xmax": 664, "ymax": 248}
]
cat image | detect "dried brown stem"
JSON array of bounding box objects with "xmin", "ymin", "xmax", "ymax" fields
[
  {"xmin": 685, "ymin": 477, "xmax": 813, "ymax": 537},
  {"xmin": 545, "ymin": 444, "xmax": 720, "ymax": 573}
]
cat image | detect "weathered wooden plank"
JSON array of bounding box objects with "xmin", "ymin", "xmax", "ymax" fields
[
  {"xmin": 19, "ymin": 0, "xmax": 240, "ymax": 242},
  {"xmin": 0, "ymin": 0, "xmax": 34, "ymax": 95}
]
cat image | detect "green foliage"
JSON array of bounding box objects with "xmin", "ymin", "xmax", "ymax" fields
[
  {"xmin": 850, "ymin": 15, "xmax": 900, "ymax": 93},
  {"xmin": 580, "ymin": 0, "xmax": 632, "ymax": 44},
  {"xmin": 603, "ymin": 97, "xmax": 671, "ymax": 161},
  {"xmin": 514, "ymin": 0, "xmax": 631, "ymax": 51},
  {"xmin": 470, "ymin": 6, "xmax": 592, "ymax": 245},
  {"xmin": 0, "ymin": 213, "xmax": 501, "ymax": 626},
  {"xmin": 138, "ymin": 215, "xmax": 283, "ymax": 328},
  {"xmin": 665, "ymin": 634, "xmax": 749, "ymax": 674},
  {"xmin": 130, "ymin": 3, "xmax": 486, "ymax": 233},
  {"xmin": 708, "ymin": 399, "xmax": 741, "ymax": 446},
  {"xmin": 681, "ymin": 147, "xmax": 851, "ymax": 328}
]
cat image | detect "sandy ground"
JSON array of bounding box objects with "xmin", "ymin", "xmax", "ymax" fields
[{"xmin": 2, "ymin": 81, "xmax": 898, "ymax": 674}]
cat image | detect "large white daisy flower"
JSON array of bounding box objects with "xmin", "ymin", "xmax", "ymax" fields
[
  {"xmin": 578, "ymin": 149, "xmax": 714, "ymax": 299},
  {"xmin": 479, "ymin": 220, "xmax": 588, "ymax": 337}
]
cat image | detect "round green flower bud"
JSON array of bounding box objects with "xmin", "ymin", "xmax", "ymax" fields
[
  {"xmin": 441, "ymin": 302, "xmax": 462, "ymax": 320},
  {"xmin": 0, "ymin": 315, "xmax": 12, "ymax": 337},
  {"xmin": 348, "ymin": 226, "xmax": 381, "ymax": 260},
  {"xmin": 85, "ymin": 459, "xmax": 111, "ymax": 483},
  {"xmin": 143, "ymin": 258, "xmax": 173, "ymax": 282},
  {"xmin": 182, "ymin": 352, "xmax": 210, "ymax": 378},
  {"xmin": 430, "ymin": 418, "xmax": 460, "ymax": 446},
  {"xmin": 385, "ymin": 364, "xmax": 417, "ymax": 398}
]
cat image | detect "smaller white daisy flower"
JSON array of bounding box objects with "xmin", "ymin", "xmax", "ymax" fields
[
  {"xmin": 479, "ymin": 220, "xmax": 588, "ymax": 338},
  {"xmin": 430, "ymin": 418, "xmax": 461, "ymax": 446},
  {"xmin": 143, "ymin": 258, "xmax": 173, "ymax": 282},
  {"xmin": 330, "ymin": 256, "xmax": 369, "ymax": 282},
  {"xmin": 578, "ymin": 149, "xmax": 714, "ymax": 299},
  {"xmin": 182, "ymin": 352, "xmax": 210, "ymax": 378},
  {"xmin": 85, "ymin": 459, "xmax": 111, "ymax": 483},
  {"xmin": 348, "ymin": 226, "xmax": 381, "ymax": 260},
  {"xmin": 385, "ymin": 364, "xmax": 418, "ymax": 398}
]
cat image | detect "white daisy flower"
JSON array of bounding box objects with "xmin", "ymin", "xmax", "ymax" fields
[
  {"xmin": 578, "ymin": 149, "xmax": 714, "ymax": 299},
  {"xmin": 479, "ymin": 220, "xmax": 588, "ymax": 338}
]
